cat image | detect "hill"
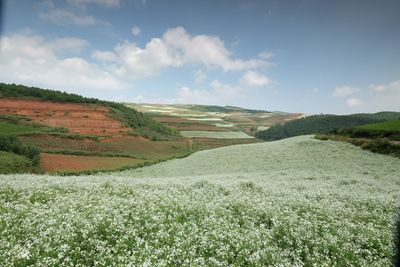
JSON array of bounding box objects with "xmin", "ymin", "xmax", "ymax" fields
[
  {"xmin": 0, "ymin": 83, "xmax": 191, "ymax": 173},
  {"xmin": 316, "ymin": 119, "xmax": 400, "ymax": 158},
  {"xmin": 256, "ymin": 112, "xmax": 400, "ymax": 141},
  {"xmin": 131, "ymin": 103, "xmax": 301, "ymax": 144},
  {"xmin": 0, "ymin": 83, "xmax": 176, "ymax": 138},
  {"xmin": 0, "ymin": 136, "xmax": 399, "ymax": 265},
  {"xmin": 0, "ymin": 83, "xmax": 277, "ymax": 174}
]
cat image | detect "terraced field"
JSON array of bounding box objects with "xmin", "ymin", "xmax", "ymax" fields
[
  {"xmin": 1, "ymin": 136, "xmax": 399, "ymax": 266},
  {"xmin": 130, "ymin": 103, "xmax": 301, "ymax": 136}
]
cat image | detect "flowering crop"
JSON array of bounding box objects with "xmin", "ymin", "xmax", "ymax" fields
[{"xmin": 0, "ymin": 136, "xmax": 399, "ymax": 266}]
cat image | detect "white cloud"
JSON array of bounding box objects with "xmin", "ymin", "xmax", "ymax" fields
[
  {"xmin": 40, "ymin": 8, "xmax": 98, "ymax": 26},
  {"xmin": 131, "ymin": 26, "xmax": 141, "ymax": 36},
  {"xmin": 91, "ymin": 50, "xmax": 118, "ymax": 62},
  {"xmin": 258, "ymin": 51, "xmax": 273, "ymax": 59},
  {"xmin": 193, "ymin": 69, "xmax": 206, "ymax": 84},
  {"xmin": 333, "ymin": 85, "xmax": 359, "ymax": 98},
  {"xmin": 176, "ymin": 80, "xmax": 244, "ymax": 105},
  {"xmin": 346, "ymin": 97, "xmax": 362, "ymax": 108},
  {"xmin": 369, "ymin": 80, "xmax": 400, "ymax": 93},
  {"xmin": 105, "ymin": 26, "xmax": 268, "ymax": 78},
  {"xmin": 309, "ymin": 88, "xmax": 319, "ymax": 94},
  {"xmin": 67, "ymin": 0, "xmax": 121, "ymax": 7},
  {"xmin": 50, "ymin": 37, "xmax": 89, "ymax": 53},
  {"xmin": 0, "ymin": 33, "xmax": 126, "ymax": 94},
  {"xmin": 239, "ymin": 71, "xmax": 269, "ymax": 87},
  {"xmin": 333, "ymin": 80, "xmax": 400, "ymax": 112}
]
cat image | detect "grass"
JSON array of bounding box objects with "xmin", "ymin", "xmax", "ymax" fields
[
  {"xmin": 0, "ymin": 151, "xmax": 37, "ymax": 174},
  {"xmin": 0, "ymin": 122, "xmax": 63, "ymax": 135},
  {"xmin": 0, "ymin": 136, "xmax": 399, "ymax": 265},
  {"xmin": 359, "ymin": 119, "xmax": 400, "ymax": 131}
]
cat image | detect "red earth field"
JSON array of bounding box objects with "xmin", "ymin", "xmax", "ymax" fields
[
  {"xmin": 40, "ymin": 153, "xmax": 146, "ymax": 173},
  {"xmin": 0, "ymin": 97, "xmax": 130, "ymax": 135}
]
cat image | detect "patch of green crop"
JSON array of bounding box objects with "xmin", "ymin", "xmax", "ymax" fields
[
  {"xmin": 359, "ymin": 119, "xmax": 400, "ymax": 131},
  {"xmin": 0, "ymin": 121, "xmax": 66, "ymax": 135}
]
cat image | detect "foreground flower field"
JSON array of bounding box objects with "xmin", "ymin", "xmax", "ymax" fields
[{"xmin": 1, "ymin": 136, "xmax": 399, "ymax": 266}]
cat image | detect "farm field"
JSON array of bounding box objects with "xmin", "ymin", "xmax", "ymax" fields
[
  {"xmin": 130, "ymin": 103, "xmax": 302, "ymax": 137},
  {"xmin": 359, "ymin": 119, "xmax": 400, "ymax": 131},
  {"xmin": 40, "ymin": 153, "xmax": 146, "ymax": 173},
  {"xmin": 1, "ymin": 136, "xmax": 399, "ymax": 266}
]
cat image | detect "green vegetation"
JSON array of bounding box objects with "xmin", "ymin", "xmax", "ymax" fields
[
  {"xmin": 359, "ymin": 119, "xmax": 400, "ymax": 131},
  {"xmin": 256, "ymin": 112, "xmax": 400, "ymax": 141},
  {"xmin": 0, "ymin": 151, "xmax": 37, "ymax": 174},
  {"xmin": 0, "ymin": 136, "xmax": 399, "ymax": 265},
  {"xmin": 315, "ymin": 119, "xmax": 400, "ymax": 158},
  {"xmin": 0, "ymin": 83, "xmax": 177, "ymax": 138},
  {"xmin": 0, "ymin": 135, "xmax": 40, "ymax": 173},
  {"xmin": 0, "ymin": 121, "xmax": 66, "ymax": 135}
]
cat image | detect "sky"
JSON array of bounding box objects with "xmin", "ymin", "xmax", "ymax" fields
[{"xmin": 0, "ymin": 0, "xmax": 399, "ymax": 114}]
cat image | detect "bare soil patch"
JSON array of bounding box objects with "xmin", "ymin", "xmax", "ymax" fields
[{"xmin": 0, "ymin": 97, "xmax": 130, "ymax": 135}]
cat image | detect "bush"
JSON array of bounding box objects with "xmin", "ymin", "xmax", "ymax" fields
[{"xmin": 0, "ymin": 134, "xmax": 41, "ymax": 166}]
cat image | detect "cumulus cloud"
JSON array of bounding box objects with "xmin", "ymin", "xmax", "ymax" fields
[
  {"xmin": 67, "ymin": 0, "xmax": 121, "ymax": 7},
  {"xmin": 193, "ymin": 69, "xmax": 206, "ymax": 84},
  {"xmin": 40, "ymin": 8, "xmax": 99, "ymax": 26},
  {"xmin": 91, "ymin": 50, "xmax": 118, "ymax": 62},
  {"xmin": 333, "ymin": 80, "xmax": 400, "ymax": 112},
  {"xmin": 332, "ymin": 85, "xmax": 359, "ymax": 98},
  {"xmin": 177, "ymin": 80, "xmax": 242, "ymax": 105},
  {"xmin": 50, "ymin": 37, "xmax": 89, "ymax": 53},
  {"xmin": 346, "ymin": 97, "xmax": 362, "ymax": 108},
  {"xmin": 258, "ymin": 51, "xmax": 273, "ymax": 59},
  {"xmin": 105, "ymin": 27, "xmax": 268, "ymax": 78},
  {"xmin": 369, "ymin": 80, "xmax": 400, "ymax": 93},
  {"xmin": 39, "ymin": 0, "xmax": 111, "ymax": 26},
  {"xmin": 239, "ymin": 71, "xmax": 269, "ymax": 87},
  {"xmin": 0, "ymin": 33, "xmax": 126, "ymax": 93},
  {"xmin": 176, "ymin": 79, "xmax": 258, "ymax": 105},
  {"xmin": 131, "ymin": 26, "xmax": 141, "ymax": 36}
]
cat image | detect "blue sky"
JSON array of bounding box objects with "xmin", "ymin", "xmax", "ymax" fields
[{"xmin": 1, "ymin": 0, "xmax": 399, "ymax": 114}]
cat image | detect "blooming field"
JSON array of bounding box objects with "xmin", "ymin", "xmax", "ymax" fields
[{"xmin": 0, "ymin": 136, "xmax": 399, "ymax": 266}]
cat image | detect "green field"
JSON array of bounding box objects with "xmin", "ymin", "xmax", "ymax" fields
[
  {"xmin": 360, "ymin": 119, "xmax": 400, "ymax": 131},
  {"xmin": 0, "ymin": 151, "xmax": 35, "ymax": 174},
  {"xmin": 0, "ymin": 122, "xmax": 60, "ymax": 135},
  {"xmin": 1, "ymin": 136, "xmax": 399, "ymax": 265}
]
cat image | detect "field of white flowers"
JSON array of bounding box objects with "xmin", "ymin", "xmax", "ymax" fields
[{"xmin": 1, "ymin": 135, "xmax": 399, "ymax": 266}]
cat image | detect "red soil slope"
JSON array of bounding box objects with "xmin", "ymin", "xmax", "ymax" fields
[{"xmin": 0, "ymin": 97, "xmax": 130, "ymax": 135}]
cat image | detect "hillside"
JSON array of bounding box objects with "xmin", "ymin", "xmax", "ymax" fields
[
  {"xmin": 0, "ymin": 83, "xmax": 189, "ymax": 173},
  {"xmin": 0, "ymin": 83, "xmax": 176, "ymax": 138},
  {"xmin": 359, "ymin": 119, "xmax": 400, "ymax": 131},
  {"xmin": 256, "ymin": 112, "xmax": 400, "ymax": 141},
  {"xmin": 316, "ymin": 119, "xmax": 400, "ymax": 158},
  {"xmin": 1, "ymin": 136, "xmax": 399, "ymax": 265},
  {"xmin": 0, "ymin": 83, "xmax": 277, "ymax": 174},
  {"xmin": 130, "ymin": 103, "xmax": 301, "ymax": 149}
]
